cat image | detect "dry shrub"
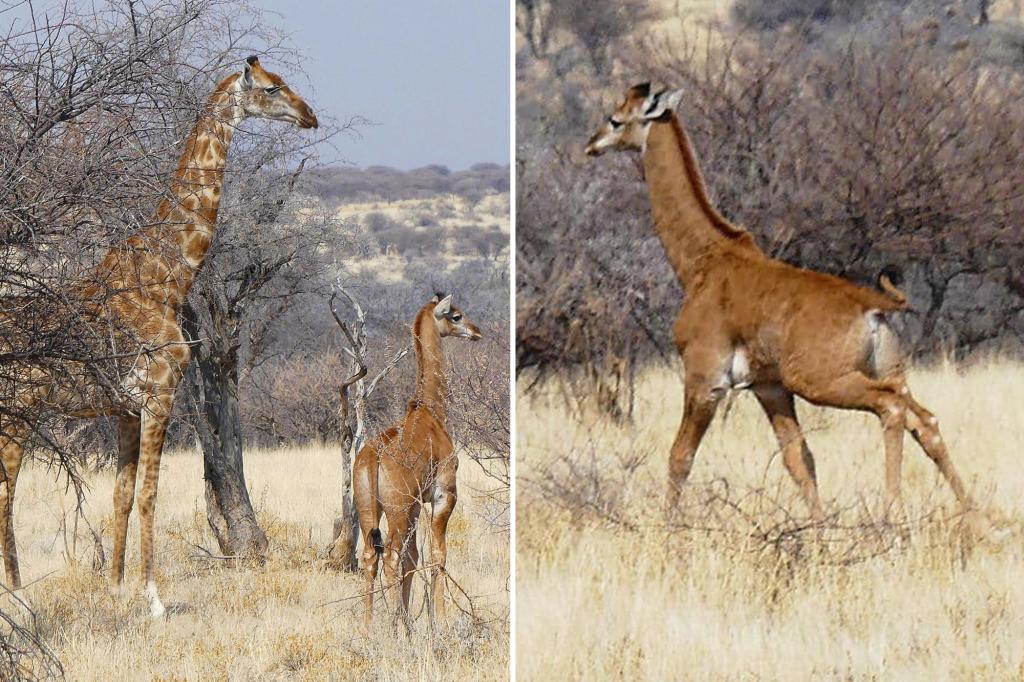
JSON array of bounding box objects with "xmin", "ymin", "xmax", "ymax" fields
[
  {"xmin": 0, "ymin": 591, "xmax": 63, "ymax": 681},
  {"xmin": 517, "ymin": 361, "xmax": 1024, "ymax": 679},
  {"xmin": 246, "ymin": 350, "xmax": 346, "ymax": 444},
  {"xmin": 517, "ymin": 15, "xmax": 1024, "ymax": 397},
  {"xmin": 731, "ymin": 0, "xmax": 880, "ymax": 30},
  {"xmin": 529, "ymin": 440, "xmax": 975, "ymax": 569},
  {"xmin": 448, "ymin": 329, "xmax": 512, "ymax": 529}
]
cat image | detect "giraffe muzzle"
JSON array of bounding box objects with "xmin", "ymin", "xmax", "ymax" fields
[{"xmin": 584, "ymin": 136, "xmax": 605, "ymax": 157}]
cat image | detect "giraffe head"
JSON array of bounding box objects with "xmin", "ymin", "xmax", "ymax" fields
[
  {"xmin": 431, "ymin": 293, "xmax": 482, "ymax": 341},
  {"xmin": 584, "ymin": 83, "xmax": 683, "ymax": 156},
  {"xmin": 237, "ymin": 56, "xmax": 319, "ymax": 129}
]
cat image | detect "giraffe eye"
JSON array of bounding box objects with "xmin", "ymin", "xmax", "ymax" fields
[
  {"xmin": 452, "ymin": 314, "xmax": 462, "ymax": 322},
  {"xmin": 608, "ymin": 117, "xmax": 624, "ymax": 129},
  {"xmin": 264, "ymin": 86, "xmax": 282, "ymax": 95}
]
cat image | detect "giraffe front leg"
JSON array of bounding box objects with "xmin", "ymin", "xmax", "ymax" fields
[
  {"xmin": 110, "ymin": 414, "xmax": 140, "ymax": 595},
  {"xmin": 428, "ymin": 483, "xmax": 456, "ymax": 628},
  {"xmin": 400, "ymin": 521, "xmax": 419, "ymax": 635},
  {"xmin": 381, "ymin": 535, "xmax": 403, "ymax": 631},
  {"xmin": 0, "ymin": 424, "xmax": 27, "ymax": 589},
  {"xmin": 428, "ymin": 457, "xmax": 458, "ymax": 628}
]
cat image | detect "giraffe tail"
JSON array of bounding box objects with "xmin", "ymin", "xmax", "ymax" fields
[
  {"xmin": 877, "ymin": 264, "xmax": 908, "ymax": 307},
  {"xmin": 369, "ymin": 528, "xmax": 384, "ymax": 556}
]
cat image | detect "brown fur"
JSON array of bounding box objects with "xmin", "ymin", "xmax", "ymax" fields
[
  {"xmin": 353, "ymin": 295, "xmax": 481, "ymax": 630},
  {"xmin": 0, "ymin": 59, "xmax": 317, "ymax": 615},
  {"xmin": 586, "ymin": 85, "xmax": 973, "ymax": 519}
]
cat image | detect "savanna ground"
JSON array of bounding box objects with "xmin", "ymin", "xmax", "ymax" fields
[
  {"xmin": 4, "ymin": 446, "xmax": 508, "ymax": 681},
  {"xmin": 517, "ymin": 360, "xmax": 1024, "ymax": 679}
]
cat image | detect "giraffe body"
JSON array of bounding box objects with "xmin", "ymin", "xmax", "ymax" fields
[
  {"xmin": 353, "ymin": 294, "xmax": 481, "ymax": 630},
  {"xmin": 585, "ymin": 83, "xmax": 973, "ymax": 519},
  {"xmin": 0, "ymin": 57, "xmax": 317, "ymax": 615}
]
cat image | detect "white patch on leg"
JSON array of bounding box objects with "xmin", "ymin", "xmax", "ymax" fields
[
  {"xmin": 729, "ymin": 347, "xmax": 752, "ymax": 390},
  {"xmin": 432, "ymin": 486, "xmax": 447, "ymax": 507},
  {"xmin": 900, "ymin": 386, "xmax": 909, "ymax": 395},
  {"xmin": 930, "ymin": 435, "xmax": 942, "ymax": 446},
  {"xmin": 144, "ymin": 580, "xmax": 165, "ymax": 619},
  {"xmin": 929, "ymin": 417, "xmax": 938, "ymax": 426}
]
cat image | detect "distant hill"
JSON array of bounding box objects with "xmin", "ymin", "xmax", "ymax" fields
[{"xmin": 306, "ymin": 163, "xmax": 510, "ymax": 205}]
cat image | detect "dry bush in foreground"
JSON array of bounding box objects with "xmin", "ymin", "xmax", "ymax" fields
[
  {"xmin": 517, "ymin": 359, "xmax": 1024, "ymax": 679},
  {"xmin": 0, "ymin": 589, "xmax": 62, "ymax": 681},
  {"xmin": 12, "ymin": 444, "xmax": 508, "ymax": 680}
]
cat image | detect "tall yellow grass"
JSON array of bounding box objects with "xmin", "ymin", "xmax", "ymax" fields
[
  {"xmin": 4, "ymin": 445, "xmax": 508, "ymax": 680},
  {"xmin": 517, "ymin": 359, "xmax": 1024, "ymax": 679}
]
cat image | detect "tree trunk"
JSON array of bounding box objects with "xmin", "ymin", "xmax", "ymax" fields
[
  {"xmin": 328, "ymin": 444, "xmax": 359, "ymax": 571},
  {"xmin": 183, "ymin": 302, "xmax": 268, "ymax": 558},
  {"xmin": 328, "ymin": 382, "xmax": 360, "ymax": 571}
]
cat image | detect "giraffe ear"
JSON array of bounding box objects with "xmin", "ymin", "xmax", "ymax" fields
[
  {"xmin": 241, "ymin": 63, "xmax": 254, "ymax": 90},
  {"xmin": 629, "ymin": 82, "xmax": 651, "ymax": 99},
  {"xmin": 643, "ymin": 88, "xmax": 683, "ymax": 120},
  {"xmin": 433, "ymin": 294, "xmax": 453, "ymax": 318}
]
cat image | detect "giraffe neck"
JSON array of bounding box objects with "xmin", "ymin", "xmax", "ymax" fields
[
  {"xmin": 108, "ymin": 73, "xmax": 245, "ymax": 310},
  {"xmin": 410, "ymin": 306, "xmax": 447, "ymax": 422},
  {"xmin": 642, "ymin": 114, "xmax": 760, "ymax": 287}
]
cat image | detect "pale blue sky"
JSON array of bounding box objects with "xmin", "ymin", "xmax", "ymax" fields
[
  {"xmin": 253, "ymin": 0, "xmax": 510, "ymax": 170},
  {"xmin": 3, "ymin": 0, "xmax": 510, "ymax": 170}
]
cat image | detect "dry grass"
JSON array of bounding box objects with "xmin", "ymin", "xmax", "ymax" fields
[
  {"xmin": 3, "ymin": 445, "xmax": 508, "ymax": 681},
  {"xmin": 517, "ymin": 359, "xmax": 1024, "ymax": 680}
]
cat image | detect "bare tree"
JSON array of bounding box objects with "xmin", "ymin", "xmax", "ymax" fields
[
  {"xmin": 326, "ymin": 285, "xmax": 408, "ymax": 570},
  {"xmin": 1, "ymin": 0, "xmax": 311, "ymax": 584},
  {"xmin": 0, "ymin": 0, "xmax": 350, "ymax": 570},
  {"xmin": 180, "ymin": 154, "xmax": 354, "ymax": 557}
]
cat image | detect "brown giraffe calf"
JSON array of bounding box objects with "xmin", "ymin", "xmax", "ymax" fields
[
  {"xmin": 0, "ymin": 57, "xmax": 317, "ymax": 617},
  {"xmin": 353, "ymin": 293, "xmax": 481, "ymax": 629},
  {"xmin": 584, "ymin": 83, "xmax": 973, "ymax": 520}
]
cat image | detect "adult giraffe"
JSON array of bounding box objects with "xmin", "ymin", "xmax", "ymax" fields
[
  {"xmin": 0, "ymin": 56, "xmax": 317, "ymax": 617},
  {"xmin": 584, "ymin": 83, "xmax": 973, "ymax": 520},
  {"xmin": 354, "ymin": 293, "xmax": 482, "ymax": 629}
]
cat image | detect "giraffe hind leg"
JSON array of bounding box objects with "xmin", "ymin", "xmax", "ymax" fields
[
  {"xmin": 137, "ymin": 397, "xmax": 173, "ymax": 618},
  {"xmin": 903, "ymin": 393, "xmax": 973, "ymax": 509},
  {"xmin": 794, "ymin": 371, "xmax": 907, "ymax": 508}
]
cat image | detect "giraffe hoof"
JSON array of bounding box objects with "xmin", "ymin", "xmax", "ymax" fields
[{"xmin": 143, "ymin": 581, "xmax": 166, "ymax": 619}]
